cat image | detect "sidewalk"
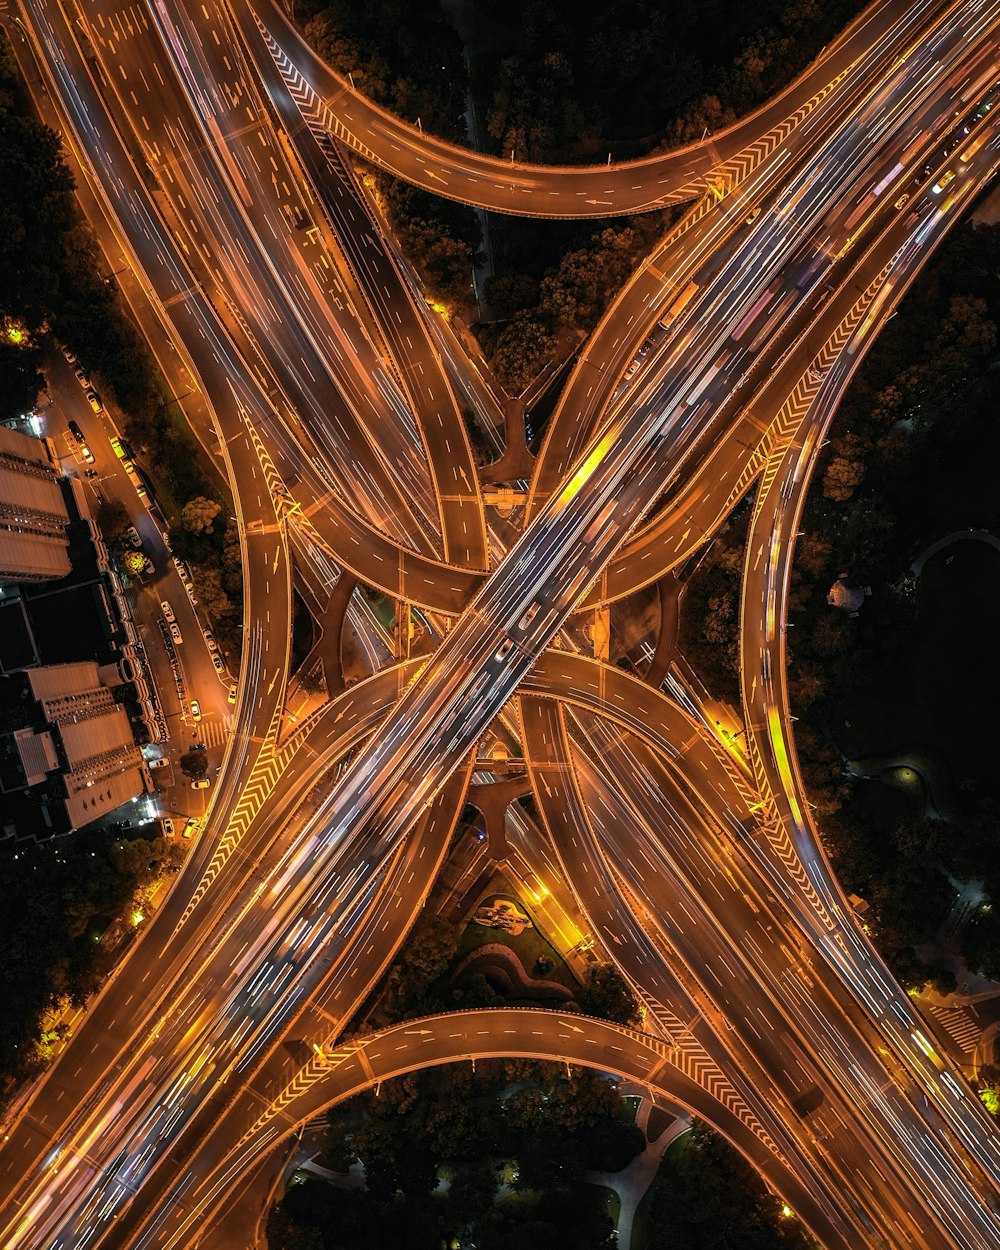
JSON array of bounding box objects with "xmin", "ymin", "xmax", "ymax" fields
[{"xmin": 585, "ymin": 1087, "xmax": 689, "ymax": 1250}]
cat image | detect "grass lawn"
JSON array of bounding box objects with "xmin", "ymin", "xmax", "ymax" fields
[
  {"xmin": 629, "ymin": 1129, "xmax": 693, "ymax": 1250},
  {"xmin": 630, "ymin": 1180, "xmax": 655, "ymax": 1250},
  {"xmin": 456, "ymin": 893, "xmax": 580, "ymax": 994},
  {"xmin": 620, "ymin": 1095, "xmax": 641, "ymax": 1124}
]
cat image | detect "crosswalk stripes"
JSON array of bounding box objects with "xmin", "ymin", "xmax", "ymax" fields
[
  {"xmin": 923, "ymin": 1004, "xmax": 982, "ymax": 1055},
  {"xmin": 196, "ymin": 717, "xmax": 230, "ymax": 749}
]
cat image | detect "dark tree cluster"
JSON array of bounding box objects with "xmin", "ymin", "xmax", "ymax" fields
[
  {"xmin": 0, "ymin": 830, "xmax": 182, "ymax": 1100},
  {"xmin": 168, "ymin": 499, "xmax": 244, "ymax": 656},
  {"xmin": 298, "ymin": 0, "xmax": 468, "ymax": 143},
  {"xmin": 294, "ymin": 0, "xmax": 865, "ymax": 390},
  {"xmin": 678, "ymin": 504, "xmax": 752, "ymax": 706},
  {"xmin": 478, "ymin": 212, "xmax": 672, "ymax": 392},
  {"xmin": 781, "ymin": 221, "xmax": 1000, "ymax": 984},
  {"xmin": 644, "ymin": 1120, "xmax": 814, "ymax": 1250},
  {"xmin": 268, "ymin": 1058, "xmax": 641, "ymax": 1250},
  {"xmin": 376, "ymin": 175, "xmax": 482, "ymax": 308},
  {"xmin": 373, "ymin": 910, "xmax": 640, "ymax": 1030},
  {"xmin": 0, "ymin": 32, "xmax": 74, "ymax": 420},
  {"xmin": 478, "ymin": 0, "xmax": 865, "ymax": 164}
]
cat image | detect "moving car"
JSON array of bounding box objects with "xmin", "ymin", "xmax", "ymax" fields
[
  {"xmin": 189, "ymin": 699, "xmax": 202, "ymax": 721},
  {"xmin": 518, "ymin": 602, "xmax": 540, "ymax": 630}
]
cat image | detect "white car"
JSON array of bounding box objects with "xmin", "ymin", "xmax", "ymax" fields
[
  {"xmin": 169, "ymin": 621, "xmax": 183, "ymax": 645},
  {"xmin": 160, "ymin": 600, "xmax": 175, "ymax": 624},
  {"xmin": 162, "ymin": 818, "xmax": 174, "ymax": 836},
  {"xmin": 127, "ymin": 526, "xmax": 142, "ymax": 548},
  {"xmin": 148, "ymin": 757, "xmax": 169, "ymax": 770},
  {"xmin": 212, "ymin": 654, "xmax": 225, "ymax": 674}
]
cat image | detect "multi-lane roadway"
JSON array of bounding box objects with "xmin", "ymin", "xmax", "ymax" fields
[{"xmin": 2, "ymin": 0, "xmax": 1000, "ymax": 1247}]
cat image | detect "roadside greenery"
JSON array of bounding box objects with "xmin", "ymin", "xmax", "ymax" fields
[
  {"xmin": 786, "ymin": 220, "xmax": 1000, "ymax": 986},
  {"xmin": 372, "ymin": 911, "xmax": 639, "ymax": 1028},
  {"xmin": 478, "ymin": 0, "xmax": 866, "ymax": 163},
  {"xmin": 268, "ymin": 1059, "xmax": 629, "ymax": 1250},
  {"xmin": 0, "ymin": 28, "xmax": 223, "ymax": 1108},
  {"xmin": 677, "ymin": 505, "xmax": 751, "ymax": 707},
  {"xmin": 681, "ymin": 219, "xmax": 1000, "ymax": 986},
  {"xmin": 0, "ymin": 830, "xmax": 183, "ymax": 1103},
  {"xmin": 644, "ymin": 1121, "xmax": 814, "ymax": 1250},
  {"xmin": 294, "ymin": 1, "xmax": 861, "ymax": 393},
  {"xmin": 479, "ymin": 215, "xmax": 673, "ymax": 393},
  {"xmin": 179, "ymin": 751, "xmax": 209, "ymax": 781},
  {"xmin": 0, "ymin": 29, "xmax": 243, "ymax": 656}
]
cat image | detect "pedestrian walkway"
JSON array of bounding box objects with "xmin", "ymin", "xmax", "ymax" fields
[
  {"xmin": 197, "ymin": 716, "xmax": 231, "ymax": 749},
  {"xmin": 924, "ymin": 1002, "xmax": 982, "ymax": 1055},
  {"xmin": 586, "ymin": 1087, "xmax": 690, "ymax": 1249}
]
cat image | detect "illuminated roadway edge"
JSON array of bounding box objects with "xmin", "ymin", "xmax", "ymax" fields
[
  {"xmin": 181, "ymin": 1008, "xmax": 851, "ymax": 1250},
  {"xmin": 4, "ymin": 3, "xmax": 997, "ymax": 1247},
  {"xmin": 240, "ymin": 0, "xmax": 916, "ymax": 218}
]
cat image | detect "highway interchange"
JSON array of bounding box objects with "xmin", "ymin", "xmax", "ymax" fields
[{"xmin": 1, "ymin": 0, "xmax": 1000, "ymax": 1247}]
